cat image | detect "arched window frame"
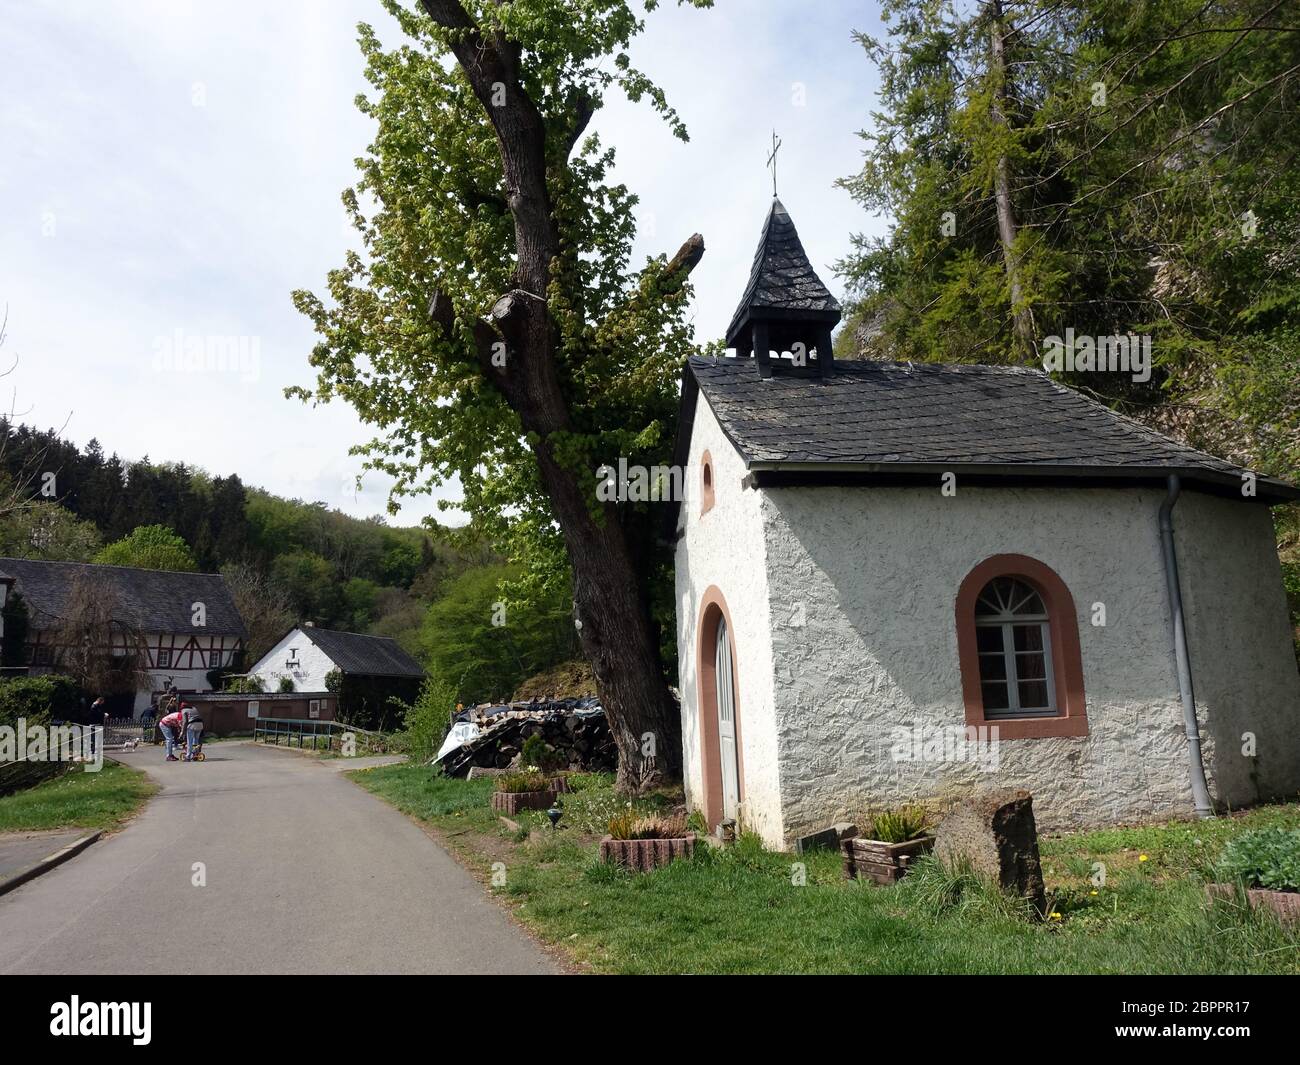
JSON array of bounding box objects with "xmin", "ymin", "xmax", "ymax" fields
[
  {"xmin": 955, "ymin": 554, "xmax": 1088, "ymax": 740},
  {"xmin": 700, "ymin": 450, "xmax": 715, "ymax": 516}
]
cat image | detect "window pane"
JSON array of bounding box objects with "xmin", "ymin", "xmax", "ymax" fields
[
  {"xmin": 1013, "ymin": 624, "xmax": 1044, "ymax": 652},
  {"xmin": 1018, "ymin": 679, "xmax": 1051, "ymax": 709},
  {"xmin": 1016, "ymin": 651, "xmax": 1047, "ymax": 680},
  {"xmin": 981, "ymin": 682, "xmax": 1010, "ymax": 710},
  {"xmin": 978, "ymin": 652, "xmax": 1007, "ymax": 681},
  {"xmin": 975, "ymin": 625, "xmax": 1004, "ymax": 653}
]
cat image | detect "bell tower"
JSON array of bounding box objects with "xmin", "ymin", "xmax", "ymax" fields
[{"xmin": 724, "ymin": 196, "xmax": 842, "ymax": 379}]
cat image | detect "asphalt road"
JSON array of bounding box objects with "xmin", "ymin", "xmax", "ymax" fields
[{"xmin": 0, "ymin": 741, "xmax": 560, "ymax": 974}]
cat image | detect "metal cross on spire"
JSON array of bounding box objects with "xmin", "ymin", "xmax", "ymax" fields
[{"xmin": 766, "ymin": 129, "xmax": 782, "ymax": 197}]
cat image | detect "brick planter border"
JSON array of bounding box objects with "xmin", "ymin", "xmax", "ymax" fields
[
  {"xmin": 490, "ymin": 789, "xmax": 557, "ymax": 815},
  {"xmin": 599, "ymin": 834, "xmax": 695, "ymax": 872},
  {"xmin": 1205, "ymin": 883, "xmax": 1300, "ymax": 926},
  {"xmin": 842, "ymin": 836, "xmax": 935, "ymax": 884}
]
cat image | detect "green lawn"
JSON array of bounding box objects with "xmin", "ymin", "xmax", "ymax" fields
[
  {"xmin": 350, "ymin": 763, "xmax": 1300, "ymax": 975},
  {"xmin": 0, "ymin": 761, "xmax": 157, "ymax": 833}
]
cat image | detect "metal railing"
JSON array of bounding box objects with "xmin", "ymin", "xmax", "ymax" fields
[{"xmin": 252, "ymin": 717, "xmax": 397, "ymax": 755}]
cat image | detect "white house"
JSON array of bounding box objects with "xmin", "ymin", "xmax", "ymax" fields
[
  {"xmin": 0, "ymin": 557, "xmax": 246, "ymax": 717},
  {"xmin": 247, "ymin": 626, "xmax": 423, "ymax": 693},
  {"xmin": 670, "ymin": 197, "xmax": 1300, "ymax": 850}
]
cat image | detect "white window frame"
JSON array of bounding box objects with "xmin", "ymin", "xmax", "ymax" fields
[{"xmin": 975, "ymin": 579, "xmax": 1057, "ymax": 718}]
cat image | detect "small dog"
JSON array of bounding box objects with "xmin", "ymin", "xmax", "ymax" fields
[{"xmin": 122, "ymin": 738, "xmax": 140, "ymax": 751}]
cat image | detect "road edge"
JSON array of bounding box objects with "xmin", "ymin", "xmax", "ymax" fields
[{"xmin": 0, "ymin": 831, "xmax": 104, "ymax": 898}]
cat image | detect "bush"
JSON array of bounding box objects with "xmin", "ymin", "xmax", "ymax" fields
[
  {"xmin": 1217, "ymin": 828, "xmax": 1300, "ymax": 892},
  {"xmin": 0, "ymin": 675, "xmax": 82, "ymax": 729},
  {"xmin": 520, "ymin": 733, "xmax": 564, "ymax": 773},
  {"xmin": 277, "ymin": 676, "xmax": 295, "ymax": 693},
  {"xmin": 868, "ymin": 806, "xmax": 930, "ymax": 843},
  {"xmin": 396, "ymin": 675, "xmax": 458, "ymax": 762}
]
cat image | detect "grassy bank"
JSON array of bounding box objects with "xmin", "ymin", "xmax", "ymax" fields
[
  {"xmin": 0, "ymin": 761, "xmax": 157, "ymax": 833},
  {"xmin": 349, "ymin": 764, "xmax": 1300, "ymax": 975}
]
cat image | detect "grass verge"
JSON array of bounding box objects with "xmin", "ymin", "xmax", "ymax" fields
[
  {"xmin": 349, "ymin": 763, "xmax": 1300, "ymax": 975},
  {"xmin": 0, "ymin": 761, "xmax": 158, "ymax": 833}
]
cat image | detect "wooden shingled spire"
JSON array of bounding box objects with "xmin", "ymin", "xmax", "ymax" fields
[{"xmin": 724, "ymin": 197, "xmax": 841, "ymax": 380}]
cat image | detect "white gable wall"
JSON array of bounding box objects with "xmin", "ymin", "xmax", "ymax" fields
[
  {"xmin": 1175, "ymin": 491, "xmax": 1300, "ymax": 805},
  {"xmin": 247, "ymin": 629, "xmax": 337, "ymax": 693},
  {"xmin": 761, "ymin": 485, "xmax": 1188, "ymax": 843},
  {"xmin": 675, "ymin": 393, "xmax": 784, "ymax": 844}
]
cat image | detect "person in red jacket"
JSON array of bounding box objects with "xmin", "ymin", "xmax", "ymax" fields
[{"xmin": 159, "ymin": 708, "xmax": 184, "ymax": 761}]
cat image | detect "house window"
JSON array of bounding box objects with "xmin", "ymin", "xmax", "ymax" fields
[
  {"xmin": 955, "ymin": 554, "xmax": 1088, "ymax": 740},
  {"xmin": 209, "ymin": 649, "xmax": 222, "ymax": 669},
  {"xmin": 33, "ymin": 644, "xmax": 53, "ymax": 666},
  {"xmin": 700, "ymin": 450, "xmax": 715, "ymax": 516},
  {"xmin": 974, "ymin": 577, "xmax": 1055, "ymax": 716},
  {"xmin": 157, "ymin": 648, "xmax": 172, "ymax": 669}
]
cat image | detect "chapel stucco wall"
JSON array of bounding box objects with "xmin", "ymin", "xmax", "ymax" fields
[
  {"xmin": 1174, "ymin": 491, "xmax": 1300, "ymax": 806},
  {"xmin": 760, "ymin": 484, "xmax": 1218, "ymax": 844},
  {"xmin": 674, "ymin": 395, "xmax": 784, "ymax": 845}
]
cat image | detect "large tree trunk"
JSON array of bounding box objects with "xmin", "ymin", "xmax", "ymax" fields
[
  {"xmin": 420, "ymin": 0, "xmax": 689, "ymax": 791},
  {"xmin": 988, "ymin": 0, "xmax": 1036, "ymax": 360}
]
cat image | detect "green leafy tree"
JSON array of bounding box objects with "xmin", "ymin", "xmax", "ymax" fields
[
  {"xmin": 94, "ymin": 524, "xmax": 198, "ymax": 572},
  {"xmin": 0, "ymin": 501, "xmax": 102, "ymax": 561},
  {"xmin": 291, "ymin": 0, "xmax": 713, "ymax": 787},
  {"xmin": 417, "ymin": 563, "xmax": 574, "ymax": 704}
]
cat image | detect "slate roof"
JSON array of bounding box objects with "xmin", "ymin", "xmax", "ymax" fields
[
  {"xmin": 298, "ymin": 627, "xmax": 424, "ymax": 679},
  {"xmin": 675, "ymin": 356, "xmax": 1297, "ymax": 502},
  {"xmin": 725, "ymin": 197, "xmax": 841, "ymax": 349},
  {"xmin": 0, "ymin": 558, "xmax": 247, "ymax": 636}
]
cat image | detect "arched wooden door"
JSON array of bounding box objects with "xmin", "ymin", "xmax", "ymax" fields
[{"xmin": 714, "ymin": 614, "xmax": 740, "ymax": 820}]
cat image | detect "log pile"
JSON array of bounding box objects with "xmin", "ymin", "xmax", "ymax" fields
[{"xmin": 440, "ymin": 709, "xmax": 616, "ymax": 777}]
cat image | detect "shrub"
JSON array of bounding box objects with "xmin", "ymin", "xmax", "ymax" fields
[
  {"xmin": 1217, "ymin": 827, "xmax": 1300, "ymax": 892},
  {"xmin": 395, "ymin": 674, "xmax": 458, "ymax": 762},
  {"xmin": 520, "ymin": 733, "xmax": 564, "ymax": 772},
  {"xmin": 0, "ymin": 675, "xmax": 82, "ymax": 729},
  {"xmin": 277, "ymin": 676, "xmax": 295, "ymax": 693},
  {"xmin": 868, "ymin": 805, "xmax": 930, "ymax": 843},
  {"xmin": 496, "ymin": 770, "xmax": 551, "ymax": 794},
  {"xmin": 606, "ymin": 810, "xmax": 689, "ymax": 840}
]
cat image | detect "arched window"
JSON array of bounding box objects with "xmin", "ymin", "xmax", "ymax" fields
[
  {"xmin": 956, "ymin": 555, "xmax": 1088, "ymax": 739},
  {"xmin": 700, "ymin": 450, "xmax": 715, "ymax": 516},
  {"xmin": 974, "ymin": 577, "xmax": 1055, "ymax": 716}
]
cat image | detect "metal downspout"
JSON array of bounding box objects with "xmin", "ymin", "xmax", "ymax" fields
[{"xmin": 1158, "ymin": 474, "xmax": 1215, "ymax": 819}]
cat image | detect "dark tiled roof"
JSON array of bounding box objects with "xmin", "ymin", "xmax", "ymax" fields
[
  {"xmin": 725, "ymin": 198, "xmax": 841, "ymax": 348},
  {"xmin": 0, "ymin": 558, "xmax": 247, "ymax": 636},
  {"xmin": 678, "ymin": 356, "xmax": 1297, "ymax": 501},
  {"xmin": 299, "ymin": 627, "xmax": 424, "ymax": 679}
]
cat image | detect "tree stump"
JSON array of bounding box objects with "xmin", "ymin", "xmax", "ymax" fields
[{"xmin": 934, "ymin": 787, "xmax": 1047, "ymax": 914}]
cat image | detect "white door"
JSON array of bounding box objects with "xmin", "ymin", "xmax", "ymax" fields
[{"xmin": 714, "ymin": 615, "xmax": 740, "ymax": 820}]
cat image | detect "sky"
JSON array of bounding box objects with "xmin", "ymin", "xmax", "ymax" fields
[{"xmin": 0, "ymin": 0, "xmax": 887, "ymax": 527}]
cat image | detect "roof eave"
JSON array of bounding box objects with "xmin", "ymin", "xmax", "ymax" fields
[{"xmin": 744, "ymin": 460, "xmax": 1299, "ymax": 503}]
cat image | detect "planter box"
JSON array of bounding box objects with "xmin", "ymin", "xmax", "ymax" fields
[
  {"xmin": 600, "ymin": 834, "xmax": 695, "ymax": 872},
  {"xmin": 1206, "ymin": 883, "xmax": 1300, "ymax": 926},
  {"xmin": 490, "ymin": 789, "xmax": 556, "ymax": 815},
  {"xmin": 842, "ymin": 836, "xmax": 934, "ymax": 884},
  {"xmin": 549, "ymin": 774, "xmax": 571, "ymax": 794}
]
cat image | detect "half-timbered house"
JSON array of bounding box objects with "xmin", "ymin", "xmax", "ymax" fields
[{"xmin": 0, "ymin": 557, "xmax": 246, "ymax": 717}]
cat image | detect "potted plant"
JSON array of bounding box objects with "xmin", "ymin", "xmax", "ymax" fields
[
  {"xmin": 599, "ymin": 811, "xmax": 695, "ymax": 872},
  {"xmin": 1206, "ymin": 827, "xmax": 1300, "ymax": 926},
  {"xmin": 842, "ymin": 806, "xmax": 934, "ymax": 884},
  {"xmin": 490, "ymin": 769, "xmax": 557, "ymax": 815}
]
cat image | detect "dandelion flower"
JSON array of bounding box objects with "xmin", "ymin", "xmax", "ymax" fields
[{"xmin": 1138, "ymin": 854, "xmax": 1149, "ymax": 862}]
